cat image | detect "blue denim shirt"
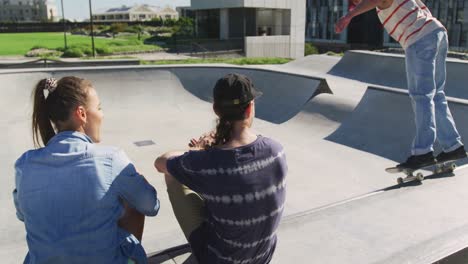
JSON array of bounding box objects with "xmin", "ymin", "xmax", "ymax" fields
[{"xmin": 13, "ymin": 131, "xmax": 159, "ymax": 264}]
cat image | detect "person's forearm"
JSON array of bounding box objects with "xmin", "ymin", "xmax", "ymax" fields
[
  {"xmin": 154, "ymin": 151, "xmax": 185, "ymax": 174},
  {"xmin": 348, "ymin": 0, "xmax": 381, "ymax": 18}
]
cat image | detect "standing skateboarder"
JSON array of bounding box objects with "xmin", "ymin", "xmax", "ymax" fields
[{"xmin": 335, "ymin": 0, "xmax": 466, "ymax": 169}]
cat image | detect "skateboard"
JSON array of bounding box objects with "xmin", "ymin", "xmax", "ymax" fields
[{"xmin": 386, "ymin": 160, "xmax": 458, "ymax": 184}]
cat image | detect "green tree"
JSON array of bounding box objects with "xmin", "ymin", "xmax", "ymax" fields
[
  {"xmin": 134, "ymin": 24, "xmax": 144, "ymax": 40},
  {"xmin": 163, "ymin": 18, "xmax": 177, "ymax": 27},
  {"xmin": 151, "ymin": 17, "xmax": 163, "ymax": 26},
  {"xmin": 110, "ymin": 23, "xmax": 128, "ymax": 38},
  {"xmin": 173, "ymin": 17, "xmax": 194, "ymax": 37}
]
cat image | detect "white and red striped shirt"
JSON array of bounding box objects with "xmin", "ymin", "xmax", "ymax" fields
[{"xmin": 377, "ymin": 0, "xmax": 445, "ymax": 49}]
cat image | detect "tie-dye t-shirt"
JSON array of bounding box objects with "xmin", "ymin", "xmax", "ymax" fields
[{"xmin": 167, "ymin": 135, "xmax": 287, "ymax": 264}]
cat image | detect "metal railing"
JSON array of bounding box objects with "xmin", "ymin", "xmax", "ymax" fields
[{"xmin": 0, "ymin": 58, "xmax": 139, "ymax": 69}]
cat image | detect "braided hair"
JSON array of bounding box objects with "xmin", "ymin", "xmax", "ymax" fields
[{"xmin": 212, "ymin": 102, "xmax": 250, "ymax": 146}]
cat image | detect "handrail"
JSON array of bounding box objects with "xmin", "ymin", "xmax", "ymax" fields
[
  {"xmin": 0, "ymin": 58, "xmax": 139, "ymax": 69},
  {"xmin": 0, "ymin": 58, "xmax": 67, "ymax": 69}
]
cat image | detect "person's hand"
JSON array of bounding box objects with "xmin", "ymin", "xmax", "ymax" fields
[
  {"xmin": 189, "ymin": 131, "xmax": 216, "ymax": 150},
  {"xmin": 335, "ymin": 15, "xmax": 352, "ymax": 33}
]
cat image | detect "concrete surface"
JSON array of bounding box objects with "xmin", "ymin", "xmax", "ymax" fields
[
  {"xmin": 329, "ymin": 50, "xmax": 468, "ymax": 100},
  {"xmin": 326, "ymin": 86, "xmax": 468, "ymax": 162},
  {"xmin": 0, "ymin": 65, "xmax": 330, "ymax": 263},
  {"xmin": 1, "ymin": 52, "xmax": 468, "ymax": 264}
]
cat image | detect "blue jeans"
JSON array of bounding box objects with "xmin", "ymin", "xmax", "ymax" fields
[{"xmin": 405, "ymin": 29, "xmax": 463, "ymax": 155}]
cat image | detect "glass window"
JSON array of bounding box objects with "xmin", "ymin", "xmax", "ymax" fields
[
  {"xmin": 423, "ymin": 0, "xmax": 468, "ymax": 49},
  {"xmin": 306, "ymin": 0, "xmax": 347, "ymax": 41},
  {"xmin": 196, "ymin": 9, "xmax": 220, "ymax": 38}
]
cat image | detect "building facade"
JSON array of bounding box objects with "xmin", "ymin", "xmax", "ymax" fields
[
  {"xmin": 187, "ymin": 0, "xmax": 306, "ymax": 59},
  {"xmin": 93, "ymin": 5, "xmax": 178, "ymax": 22},
  {"xmin": 306, "ymin": 0, "xmax": 348, "ymax": 43},
  {"xmin": 176, "ymin": 6, "xmax": 195, "ymax": 18},
  {"xmin": 306, "ymin": 0, "xmax": 468, "ymax": 50},
  {"xmin": 0, "ymin": 0, "xmax": 56, "ymax": 22}
]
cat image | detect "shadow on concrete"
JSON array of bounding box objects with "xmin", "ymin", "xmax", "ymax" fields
[
  {"xmin": 326, "ymin": 86, "xmax": 468, "ymax": 163},
  {"xmin": 327, "ymin": 50, "xmax": 468, "ymax": 100},
  {"xmin": 171, "ymin": 67, "xmax": 332, "ymax": 124}
]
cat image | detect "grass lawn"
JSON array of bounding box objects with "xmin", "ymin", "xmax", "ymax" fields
[
  {"xmin": 0, "ymin": 32, "xmax": 162, "ymax": 56},
  {"xmin": 141, "ymin": 57, "xmax": 293, "ymax": 65}
]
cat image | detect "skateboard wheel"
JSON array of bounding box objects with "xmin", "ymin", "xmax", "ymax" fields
[
  {"xmin": 397, "ymin": 177, "xmax": 404, "ymax": 184},
  {"xmin": 451, "ymin": 163, "xmax": 457, "ymax": 170},
  {"xmin": 416, "ymin": 173, "xmax": 424, "ymax": 181}
]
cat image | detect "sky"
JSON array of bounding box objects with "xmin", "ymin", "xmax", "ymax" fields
[{"xmin": 55, "ymin": 0, "xmax": 190, "ymax": 21}]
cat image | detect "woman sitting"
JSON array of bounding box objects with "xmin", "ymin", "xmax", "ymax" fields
[{"xmin": 14, "ymin": 77, "xmax": 160, "ymax": 264}]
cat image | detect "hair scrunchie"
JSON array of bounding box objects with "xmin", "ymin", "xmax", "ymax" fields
[{"xmin": 45, "ymin": 78, "xmax": 58, "ymax": 93}]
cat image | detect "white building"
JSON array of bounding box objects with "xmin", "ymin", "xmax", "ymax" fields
[
  {"xmin": 187, "ymin": 0, "xmax": 305, "ymax": 59},
  {"xmin": 0, "ymin": 0, "xmax": 57, "ymax": 22},
  {"xmin": 93, "ymin": 5, "xmax": 178, "ymax": 22}
]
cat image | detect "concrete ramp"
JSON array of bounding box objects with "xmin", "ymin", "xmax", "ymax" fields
[
  {"xmin": 170, "ymin": 66, "xmax": 331, "ymax": 124},
  {"xmin": 282, "ymin": 54, "xmax": 341, "ymax": 74},
  {"xmin": 3, "ymin": 63, "xmax": 468, "ymax": 264},
  {"xmin": 326, "ymin": 85, "xmax": 468, "ymax": 162},
  {"xmin": 7, "ymin": 65, "xmax": 331, "ymax": 125},
  {"xmin": 0, "ymin": 65, "xmax": 331, "ymax": 264},
  {"xmin": 329, "ymin": 50, "xmax": 468, "ymax": 100}
]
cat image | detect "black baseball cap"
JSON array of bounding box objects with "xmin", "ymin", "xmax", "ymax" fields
[{"xmin": 213, "ymin": 73, "xmax": 263, "ymax": 106}]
